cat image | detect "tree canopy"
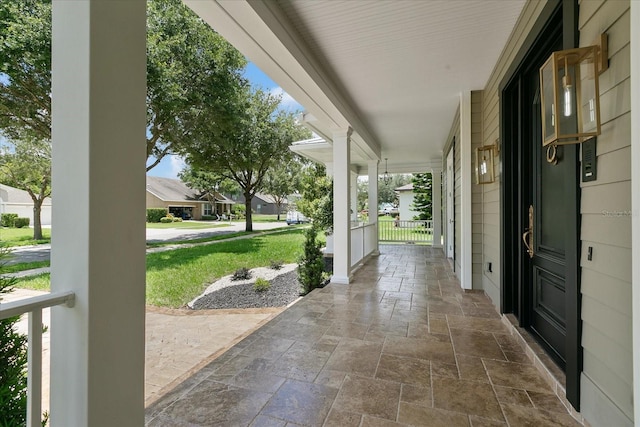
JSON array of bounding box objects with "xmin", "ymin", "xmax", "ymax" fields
[
  {"xmin": 184, "ymin": 88, "xmax": 311, "ymax": 231},
  {"xmin": 262, "ymin": 156, "xmax": 305, "ymax": 221},
  {"xmin": 0, "ymin": 0, "xmax": 52, "ymax": 142},
  {"xmin": 146, "ymin": 0, "xmax": 247, "ymax": 170},
  {"xmin": 0, "ymin": 0, "xmax": 247, "ymax": 171}
]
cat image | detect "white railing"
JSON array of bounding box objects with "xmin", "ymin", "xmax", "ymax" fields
[
  {"xmin": 351, "ymin": 222, "xmax": 378, "ymax": 268},
  {"xmin": 0, "ymin": 291, "xmax": 75, "ymax": 427},
  {"xmin": 379, "ymin": 219, "xmax": 434, "ymax": 244}
]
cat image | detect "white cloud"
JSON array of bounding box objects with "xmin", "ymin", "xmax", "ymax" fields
[
  {"xmin": 270, "ymin": 87, "xmax": 303, "ymax": 112},
  {"xmin": 170, "ymin": 155, "xmax": 186, "ymax": 179}
]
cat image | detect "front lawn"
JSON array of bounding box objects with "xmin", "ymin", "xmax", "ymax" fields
[
  {"xmin": 146, "ymin": 229, "xmax": 305, "ymax": 307},
  {"xmin": 0, "ymin": 227, "xmax": 51, "ymax": 246},
  {"xmin": 13, "ymin": 228, "xmax": 307, "ymax": 308},
  {"xmin": 232, "ymin": 214, "xmax": 286, "ymax": 223}
]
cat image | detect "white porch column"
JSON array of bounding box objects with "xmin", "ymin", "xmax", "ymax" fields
[
  {"xmin": 432, "ymin": 168, "xmax": 443, "ymax": 248},
  {"xmin": 351, "ymin": 171, "xmax": 358, "ymax": 223},
  {"xmin": 368, "ymin": 160, "xmax": 379, "ymax": 255},
  {"xmin": 460, "ymin": 92, "xmax": 473, "ymax": 290},
  {"xmin": 51, "ymin": 2, "xmax": 146, "ymax": 426},
  {"xmin": 332, "ymin": 128, "xmax": 352, "ymax": 284},
  {"xmin": 631, "ymin": 1, "xmax": 640, "ymax": 424}
]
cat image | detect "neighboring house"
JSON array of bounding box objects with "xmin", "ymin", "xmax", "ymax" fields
[
  {"xmin": 229, "ymin": 193, "xmax": 287, "ymax": 215},
  {"xmin": 395, "ymin": 183, "xmax": 420, "ymax": 220},
  {"xmin": 0, "ymin": 183, "xmax": 52, "ymax": 226},
  {"xmin": 146, "ymin": 176, "xmax": 233, "ymax": 220}
]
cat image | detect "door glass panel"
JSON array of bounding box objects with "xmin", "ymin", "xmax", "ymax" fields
[{"xmin": 539, "ymin": 150, "xmax": 566, "ymax": 254}]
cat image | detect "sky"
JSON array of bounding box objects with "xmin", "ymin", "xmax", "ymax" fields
[{"xmin": 146, "ymin": 62, "xmax": 304, "ymax": 179}]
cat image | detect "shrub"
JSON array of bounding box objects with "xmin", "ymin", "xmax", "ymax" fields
[
  {"xmin": 202, "ymin": 215, "xmax": 216, "ymax": 221},
  {"xmin": 232, "ymin": 204, "xmax": 246, "ymax": 218},
  {"xmin": 297, "ymin": 225, "xmax": 325, "ymax": 295},
  {"xmin": 232, "ymin": 267, "xmax": 251, "ymax": 281},
  {"xmin": 0, "ymin": 246, "xmax": 28, "ymax": 425},
  {"xmin": 146, "ymin": 208, "xmax": 167, "ymax": 223},
  {"xmin": 253, "ymin": 277, "xmax": 271, "ymax": 292},
  {"xmin": 0, "ymin": 213, "xmax": 18, "ymax": 227},
  {"xmin": 172, "ymin": 217, "xmax": 183, "ymax": 222},
  {"xmin": 270, "ymin": 260, "xmax": 284, "ymax": 270},
  {"xmin": 160, "ymin": 217, "xmax": 173, "ymax": 223},
  {"xmin": 13, "ymin": 218, "xmax": 30, "ymax": 228}
]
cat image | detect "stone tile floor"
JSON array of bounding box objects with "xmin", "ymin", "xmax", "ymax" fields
[{"xmin": 145, "ymin": 245, "xmax": 581, "ymax": 426}]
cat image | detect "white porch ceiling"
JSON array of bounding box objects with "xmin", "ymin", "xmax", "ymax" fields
[{"xmin": 186, "ymin": 0, "xmax": 526, "ymax": 173}]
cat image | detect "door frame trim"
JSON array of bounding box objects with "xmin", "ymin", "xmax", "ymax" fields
[{"xmin": 499, "ymin": 0, "xmax": 582, "ymax": 410}]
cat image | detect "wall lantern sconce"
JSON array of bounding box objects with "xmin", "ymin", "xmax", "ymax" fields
[
  {"xmin": 539, "ymin": 33, "xmax": 608, "ymax": 164},
  {"xmin": 380, "ymin": 158, "xmax": 391, "ymax": 184},
  {"xmin": 475, "ymin": 140, "xmax": 499, "ymax": 185}
]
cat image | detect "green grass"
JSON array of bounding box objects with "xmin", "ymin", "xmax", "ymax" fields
[
  {"xmin": 2, "ymin": 261, "xmax": 50, "ymax": 274},
  {"xmin": 146, "ymin": 229, "xmax": 305, "ymax": 307},
  {"xmin": 146, "ymin": 221, "xmax": 231, "ymax": 230},
  {"xmin": 13, "ymin": 273, "xmax": 51, "ymax": 292},
  {"xmin": 13, "ymin": 229, "xmax": 307, "ymax": 308},
  {"xmin": 232, "ymin": 214, "xmax": 286, "ymax": 223},
  {"xmin": 0, "ymin": 227, "xmax": 51, "ymax": 246},
  {"xmin": 146, "ymin": 230, "xmax": 255, "ymax": 248}
]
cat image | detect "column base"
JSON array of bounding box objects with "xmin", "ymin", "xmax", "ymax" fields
[{"xmin": 330, "ymin": 275, "xmax": 351, "ymax": 285}]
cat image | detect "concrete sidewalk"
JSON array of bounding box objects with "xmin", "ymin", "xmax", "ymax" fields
[{"xmin": 3, "ymin": 288, "xmax": 285, "ymax": 412}]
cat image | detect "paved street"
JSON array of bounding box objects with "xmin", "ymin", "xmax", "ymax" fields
[{"xmin": 5, "ymin": 221, "xmax": 292, "ymax": 266}]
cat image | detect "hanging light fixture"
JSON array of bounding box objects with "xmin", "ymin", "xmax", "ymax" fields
[
  {"xmin": 539, "ymin": 33, "xmax": 608, "ymax": 163},
  {"xmin": 475, "ymin": 140, "xmax": 499, "ymax": 185},
  {"xmin": 381, "ymin": 158, "xmax": 391, "ymax": 184}
]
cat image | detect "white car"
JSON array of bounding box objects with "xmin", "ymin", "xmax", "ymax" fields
[{"xmin": 286, "ymin": 211, "xmax": 309, "ymax": 225}]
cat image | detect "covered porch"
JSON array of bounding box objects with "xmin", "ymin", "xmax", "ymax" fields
[
  {"xmin": 145, "ymin": 245, "xmax": 580, "ymax": 426},
  {"xmin": 5, "ymin": 0, "xmax": 637, "ymax": 426}
]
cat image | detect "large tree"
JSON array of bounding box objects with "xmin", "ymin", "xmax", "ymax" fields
[
  {"xmin": 262, "ymin": 157, "xmax": 303, "ymax": 221},
  {"xmin": 0, "ymin": 0, "xmax": 247, "ymax": 171},
  {"xmin": 0, "ymin": 138, "xmax": 51, "ymax": 240},
  {"xmin": 185, "ymin": 89, "xmax": 310, "ymax": 231},
  {"xmin": 411, "ymin": 172, "xmax": 432, "ymax": 220},
  {"xmin": 146, "ymin": 0, "xmax": 246, "ymax": 170},
  {"xmin": 0, "ymin": 0, "xmax": 52, "ymax": 143}
]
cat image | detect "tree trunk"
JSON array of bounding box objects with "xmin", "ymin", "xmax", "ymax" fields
[
  {"xmin": 245, "ymin": 193, "xmax": 253, "ymax": 232},
  {"xmin": 276, "ymin": 202, "xmax": 281, "ymax": 221},
  {"xmin": 33, "ymin": 199, "xmax": 43, "ymax": 240}
]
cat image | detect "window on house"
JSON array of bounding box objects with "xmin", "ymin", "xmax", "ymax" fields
[{"xmin": 204, "ymin": 203, "xmax": 212, "ymax": 216}]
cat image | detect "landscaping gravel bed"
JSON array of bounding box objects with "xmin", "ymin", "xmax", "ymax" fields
[{"xmin": 189, "ymin": 269, "xmax": 302, "ymax": 310}]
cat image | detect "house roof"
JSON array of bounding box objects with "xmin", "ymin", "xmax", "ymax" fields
[
  {"xmin": 0, "ymin": 183, "xmax": 51, "ymax": 205},
  {"xmin": 395, "ymin": 183, "xmax": 414, "ymax": 192},
  {"xmin": 254, "ymin": 193, "xmax": 287, "ymax": 205},
  {"xmin": 146, "ymin": 176, "xmax": 203, "ymax": 203}
]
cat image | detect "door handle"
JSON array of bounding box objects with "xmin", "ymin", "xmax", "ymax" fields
[{"xmin": 522, "ymin": 205, "xmax": 534, "ymax": 258}]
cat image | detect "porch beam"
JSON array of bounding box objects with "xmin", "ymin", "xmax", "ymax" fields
[
  {"xmin": 332, "ymin": 128, "xmax": 352, "ymax": 284},
  {"xmin": 50, "ymin": 1, "xmax": 146, "ymax": 425},
  {"xmin": 431, "ymin": 168, "xmax": 443, "ymax": 248},
  {"xmin": 368, "ymin": 160, "xmax": 379, "ymax": 255},
  {"xmin": 459, "ymin": 92, "xmax": 473, "ymax": 290}
]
